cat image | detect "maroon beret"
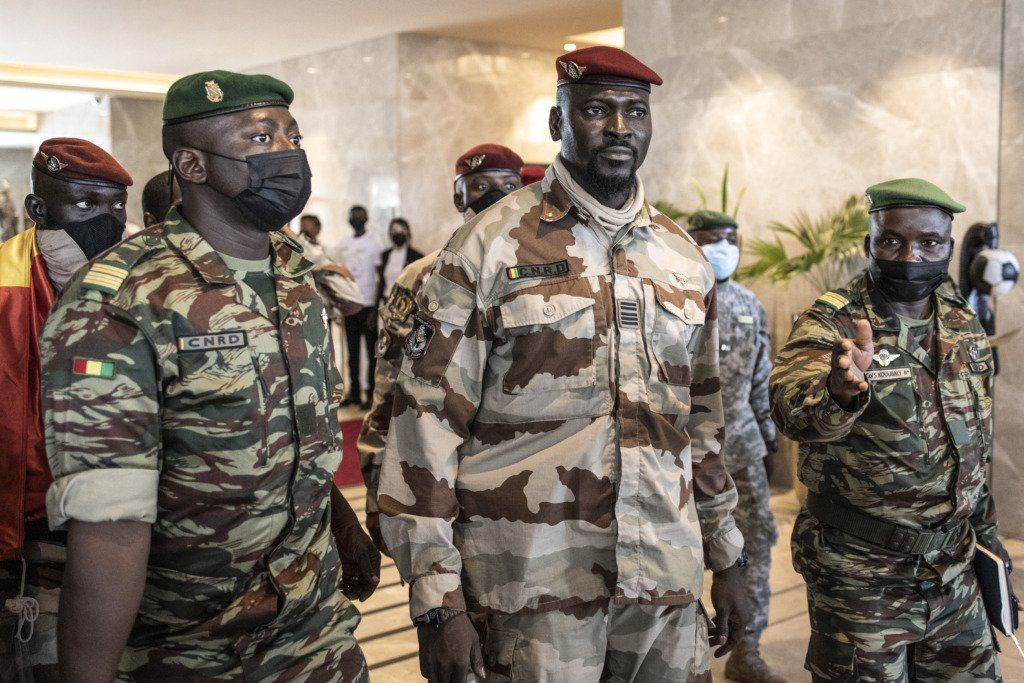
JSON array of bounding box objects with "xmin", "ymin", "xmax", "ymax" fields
[
  {"xmin": 33, "ymin": 137, "xmax": 133, "ymax": 187},
  {"xmin": 454, "ymin": 144, "xmax": 524, "ymax": 181},
  {"xmin": 556, "ymin": 46, "xmax": 663, "ymax": 91},
  {"xmin": 520, "ymin": 165, "xmax": 547, "ymax": 185}
]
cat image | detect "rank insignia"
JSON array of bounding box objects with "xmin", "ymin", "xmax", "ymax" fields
[
  {"xmin": 43, "ymin": 153, "xmax": 67, "ymax": 173},
  {"xmin": 968, "ymin": 343, "xmax": 980, "ymax": 361},
  {"xmin": 560, "ymin": 60, "xmax": 587, "ymax": 80},
  {"xmin": 505, "ymin": 260, "xmax": 570, "ymax": 281},
  {"xmin": 468, "ymin": 154, "xmax": 485, "ymax": 170},
  {"xmin": 82, "ymin": 260, "xmax": 130, "ymax": 295},
  {"xmin": 873, "ymin": 348, "xmax": 898, "ymax": 367},
  {"xmin": 204, "ymin": 80, "xmax": 224, "ymax": 103},
  {"xmin": 72, "ymin": 357, "xmax": 115, "ymax": 378},
  {"xmin": 386, "ymin": 286, "xmax": 416, "ymax": 323},
  {"xmin": 376, "ymin": 331, "xmax": 391, "ymax": 357},
  {"xmin": 405, "ymin": 316, "xmax": 434, "ymax": 359}
]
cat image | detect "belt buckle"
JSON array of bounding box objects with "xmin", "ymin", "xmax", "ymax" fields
[{"xmin": 889, "ymin": 528, "xmax": 915, "ymax": 554}]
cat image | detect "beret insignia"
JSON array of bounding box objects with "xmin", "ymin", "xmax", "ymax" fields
[
  {"xmin": 204, "ymin": 80, "xmax": 224, "ymax": 103},
  {"xmin": 44, "ymin": 154, "xmax": 67, "ymax": 173},
  {"xmin": 468, "ymin": 154, "xmax": 485, "ymax": 170},
  {"xmin": 560, "ymin": 60, "xmax": 586, "ymax": 80}
]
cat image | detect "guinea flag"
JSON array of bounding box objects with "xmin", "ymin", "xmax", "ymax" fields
[{"xmin": 72, "ymin": 357, "xmax": 116, "ymax": 378}]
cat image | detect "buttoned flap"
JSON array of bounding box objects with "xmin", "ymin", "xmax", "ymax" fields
[
  {"xmin": 496, "ymin": 278, "xmax": 598, "ymax": 394},
  {"xmin": 646, "ymin": 279, "xmax": 707, "ymax": 387},
  {"xmin": 401, "ymin": 274, "xmax": 476, "ymax": 386},
  {"xmin": 653, "ymin": 281, "xmax": 706, "ymax": 326}
]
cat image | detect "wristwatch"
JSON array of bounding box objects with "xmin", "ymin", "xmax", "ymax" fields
[
  {"xmin": 413, "ymin": 607, "xmax": 464, "ymax": 629},
  {"xmin": 733, "ymin": 549, "xmax": 748, "ymax": 569}
]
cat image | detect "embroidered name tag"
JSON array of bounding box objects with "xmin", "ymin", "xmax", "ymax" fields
[
  {"xmin": 969, "ymin": 361, "xmax": 989, "ymax": 374},
  {"xmin": 505, "ymin": 260, "xmax": 569, "ymax": 281},
  {"xmin": 865, "ymin": 367, "xmax": 911, "ymax": 382},
  {"xmin": 737, "ymin": 314, "xmax": 754, "ymax": 324},
  {"xmin": 177, "ymin": 331, "xmax": 248, "ymax": 352}
]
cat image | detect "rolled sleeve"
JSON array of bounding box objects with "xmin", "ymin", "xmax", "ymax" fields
[
  {"xmin": 47, "ymin": 468, "xmax": 159, "ymax": 528},
  {"xmin": 40, "ymin": 293, "xmax": 162, "ymax": 527}
]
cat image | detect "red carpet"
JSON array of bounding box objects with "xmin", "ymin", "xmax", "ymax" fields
[{"xmin": 334, "ymin": 418, "xmax": 367, "ymax": 488}]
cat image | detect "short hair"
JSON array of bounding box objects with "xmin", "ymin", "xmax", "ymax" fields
[
  {"xmin": 300, "ymin": 214, "xmax": 320, "ymax": 227},
  {"xmin": 349, "ymin": 204, "xmax": 367, "ymax": 214},
  {"xmin": 389, "ymin": 217, "xmax": 410, "ymax": 232},
  {"xmin": 141, "ymin": 171, "xmax": 178, "ymax": 221}
]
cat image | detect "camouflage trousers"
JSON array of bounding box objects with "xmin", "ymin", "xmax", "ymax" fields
[
  {"xmin": 804, "ymin": 568, "xmax": 1001, "ymax": 682},
  {"xmin": 0, "ymin": 542, "xmax": 64, "ymax": 683},
  {"xmin": 477, "ymin": 600, "xmax": 712, "ymax": 682},
  {"xmin": 729, "ymin": 459, "xmax": 778, "ymax": 644},
  {"xmin": 117, "ymin": 600, "xmax": 367, "ymax": 682}
]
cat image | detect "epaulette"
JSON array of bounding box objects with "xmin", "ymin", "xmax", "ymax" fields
[
  {"xmin": 815, "ymin": 290, "xmax": 851, "ymax": 312},
  {"xmin": 81, "ymin": 259, "xmax": 130, "ymax": 295},
  {"xmin": 80, "ymin": 229, "xmax": 163, "ymax": 296}
]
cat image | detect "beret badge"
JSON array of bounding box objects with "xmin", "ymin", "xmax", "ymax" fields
[
  {"xmin": 204, "ymin": 80, "xmax": 224, "ymax": 103},
  {"xmin": 468, "ymin": 154, "xmax": 485, "ymax": 170},
  {"xmin": 44, "ymin": 154, "xmax": 67, "ymax": 173},
  {"xmin": 560, "ymin": 60, "xmax": 586, "ymax": 80}
]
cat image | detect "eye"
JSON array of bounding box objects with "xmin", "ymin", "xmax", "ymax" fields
[
  {"xmin": 584, "ymin": 105, "xmax": 606, "ymax": 116},
  {"xmin": 921, "ymin": 239, "xmax": 939, "ymax": 248},
  {"xmin": 628, "ymin": 107, "xmax": 648, "ymax": 118},
  {"xmin": 504, "ymin": 182, "xmax": 518, "ymax": 190},
  {"xmin": 290, "ymin": 134, "xmax": 303, "ymax": 146},
  {"xmin": 114, "ymin": 201, "xmax": 126, "ymax": 210},
  {"xmin": 251, "ymin": 133, "xmax": 271, "ymax": 143},
  {"xmin": 881, "ymin": 238, "xmax": 900, "ymax": 247},
  {"xmin": 75, "ymin": 200, "xmax": 94, "ymax": 209}
]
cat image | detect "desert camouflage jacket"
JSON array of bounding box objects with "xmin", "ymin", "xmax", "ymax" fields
[
  {"xmin": 771, "ymin": 272, "xmax": 1001, "ymax": 582},
  {"xmin": 40, "ymin": 210, "xmax": 352, "ymax": 663},
  {"xmin": 358, "ymin": 249, "xmax": 437, "ymax": 514},
  {"xmin": 378, "ymin": 173, "xmax": 742, "ymax": 620},
  {"xmin": 717, "ymin": 279, "xmax": 776, "ymax": 471}
]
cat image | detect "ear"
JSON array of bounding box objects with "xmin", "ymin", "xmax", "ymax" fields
[
  {"xmin": 549, "ymin": 106, "xmax": 563, "ymax": 142},
  {"xmin": 863, "ymin": 234, "xmax": 871, "ymax": 258},
  {"xmin": 143, "ymin": 211, "xmax": 157, "ymax": 228},
  {"xmin": 24, "ymin": 193, "xmax": 46, "ymax": 226},
  {"xmin": 453, "ymin": 190, "xmax": 466, "ymax": 213},
  {"xmin": 172, "ymin": 148, "xmax": 207, "ymax": 185}
]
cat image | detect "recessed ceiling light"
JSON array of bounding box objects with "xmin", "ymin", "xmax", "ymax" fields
[
  {"xmin": 306, "ymin": 67, "xmax": 318, "ymax": 75},
  {"xmin": 563, "ymin": 42, "xmax": 576, "ymax": 51},
  {"xmin": 718, "ymin": 16, "xmax": 728, "ymax": 23},
  {"xmin": 362, "ymin": 56, "xmax": 374, "ymax": 63}
]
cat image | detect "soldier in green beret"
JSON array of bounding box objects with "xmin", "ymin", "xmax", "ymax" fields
[
  {"xmin": 40, "ymin": 70, "xmax": 379, "ymax": 682},
  {"xmin": 771, "ymin": 178, "xmax": 1008, "ymax": 680}
]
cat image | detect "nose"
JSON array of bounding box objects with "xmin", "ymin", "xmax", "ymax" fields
[
  {"xmin": 897, "ymin": 243, "xmax": 921, "ymax": 261},
  {"xmin": 272, "ymin": 134, "xmax": 299, "ymax": 152},
  {"xmin": 605, "ymin": 111, "xmax": 631, "ymax": 139}
]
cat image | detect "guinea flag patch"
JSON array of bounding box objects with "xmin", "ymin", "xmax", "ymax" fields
[{"xmin": 72, "ymin": 357, "xmax": 115, "ymax": 378}]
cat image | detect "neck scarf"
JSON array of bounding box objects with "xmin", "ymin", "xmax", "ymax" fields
[
  {"xmin": 550, "ymin": 156, "xmax": 645, "ymax": 235},
  {"xmin": 35, "ymin": 228, "xmax": 88, "ymax": 293}
]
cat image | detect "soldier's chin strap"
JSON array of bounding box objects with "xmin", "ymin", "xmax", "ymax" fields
[{"xmin": 3, "ymin": 559, "xmax": 39, "ymax": 643}]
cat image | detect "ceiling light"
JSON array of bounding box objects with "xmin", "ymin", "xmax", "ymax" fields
[
  {"xmin": 0, "ymin": 110, "xmax": 38, "ymax": 132},
  {"xmin": 563, "ymin": 42, "xmax": 576, "ymax": 51},
  {"xmin": 306, "ymin": 67, "xmax": 319, "ymax": 74},
  {"xmin": 718, "ymin": 16, "xmax": 729, "ymax": 23},
  {"xmin": 565, "ymin": 27, "xmax": 624, "ymax": 49},
  {"xmin": 0, "ymin": 63, "xmax": 177, "ymax": 96}
]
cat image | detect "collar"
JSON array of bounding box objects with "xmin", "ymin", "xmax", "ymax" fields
[{"xmin": 538, "ymin": 177, "xmax": 654, "ymax": 230}]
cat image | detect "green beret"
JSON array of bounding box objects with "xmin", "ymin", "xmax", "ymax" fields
[
  {"xmin": 163, "ymin": 70, "xmax": 293, "ymax": 125},
  {"xmin": 865, "ymin": 178, "xmax": 965, "ymax": 216},
  {"xmin": 687, "ymin": 210, "xmax": 738, "ymax": 231}
]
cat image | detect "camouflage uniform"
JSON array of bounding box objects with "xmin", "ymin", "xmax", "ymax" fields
[
  {"xmin": 41, "ymin": 210, "xmax": 367, "ymax": 682},
  {"xmin": 717, "ymin": 279, "xmax": 778, "ymax": 644},
  {"xmin": 378, "ymin": 171, "xmax": 743, "ymax": 679},
  {"xmin": 770, "ymin": 272, "xmax": 1003, "ymax": 681},
  {"xmin": 357, "ymin": 250, "xmax": 436, "ymax": 525}
]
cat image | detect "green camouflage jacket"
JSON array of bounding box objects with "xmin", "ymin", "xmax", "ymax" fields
[
  {"xmin": 771, "ymin": 272, "xmax": 1000, "ymax": 583},
  {"xmin": 378, "ymin": 174, "xmax": 742, "ymax": 620},
  {"xmin": 40, "ymin": 210, "xmax": 354, "ymax": 675}
]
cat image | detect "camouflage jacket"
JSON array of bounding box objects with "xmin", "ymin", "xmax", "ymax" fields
[
  {"xmin": 40, "ymin": 210, "xmax": 352, "ymax": 667},
  {"xmin": 717, "ymin": 279, "xmax": 775, "ymax": 471},
  {"xmin": 358, "ymin": 249, "xmax": 437, "ymax": 514},
  {"xmin": 770, "ymin": 272, "xmax": 1000, "ymax": 582},
  {"xmin": 378, "ymin": 174, "xmax": 742, "ymax": 620}
]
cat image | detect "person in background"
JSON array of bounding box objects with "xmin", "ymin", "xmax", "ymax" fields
[
  {"xmin": 0, "ymin": 137, "xmax": 131, "ymax": 683},
  {"xmin": 358, "ymin": 143, "xmax": 524, "ymax": 554},
  {"xmin": 336, "ymin": 204, "xmax": 382, "ymax": 409},
  {"xmin": 140, "ymin": 170, "xmax": 181, "ymax": 228},
  {"xmin": 379, "ymin": 46, "xmax": 749, "ymax": 682},
  {"xmin": 375, "ymin": 217, "xmax": 423, "ymax": 307},
  {"xmin": 40, "ymin": 70, "xmax": 378, "ymax": 682},
  {"xmin": 687, "ymin": 209, "xmax": 783, "ymax": 683},
  {"xmin": 771, "ymin": 178, "xmax": 1006, "ymax": 681}
]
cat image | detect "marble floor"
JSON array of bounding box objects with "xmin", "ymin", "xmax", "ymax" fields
[{"xmin": 340, "ymin": 485, "xmax": 1024, "ymax": 682}]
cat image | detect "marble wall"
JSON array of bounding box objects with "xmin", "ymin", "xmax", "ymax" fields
[
  {"xmin": 0, "ymin": 148, "xmax": 33, "ymax": 235},
  {"xmin": 249, "ymin": 33, "xmax": 560, "ymax": 254},
  {"xmin": 109, "ymin": 97, "xmax": 166, "ymax": 227},
  {"xmin": 624, "ymin": 0, "xmax": 1024, "ymax": 536}
]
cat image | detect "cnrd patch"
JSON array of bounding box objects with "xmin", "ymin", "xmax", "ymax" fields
[
  {"xmin": 505, "ymin": 260, "xmax": 569, "ymax": 281},
  {"xmin": 177, "ymin": 331, "xmax": 248, "ymax": 352}
]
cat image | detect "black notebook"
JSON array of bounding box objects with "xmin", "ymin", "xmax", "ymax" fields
[{"xmin": 974, "ymin": 543, "xmax": 1024, "ymax": 658}]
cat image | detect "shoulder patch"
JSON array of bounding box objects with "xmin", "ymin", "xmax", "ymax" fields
[
  {"xmin": 815, "ymin": 291, "xmax": 850, "ymax": 311},
  {"xmin": 81, "ymin": 259, "xmax": 130, "ymax": 295}
]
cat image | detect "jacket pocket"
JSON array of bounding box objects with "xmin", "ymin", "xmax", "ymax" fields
[{"xmin": 647, "ymin": 280, "xmax": 706, "ymax": 387}]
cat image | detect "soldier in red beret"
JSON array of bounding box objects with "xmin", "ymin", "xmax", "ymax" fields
[
  {"xmin": 0, "ymin": 137, "xmax": 131, "ymax": 683},
  {"xmin": 379, "ymin": 46, "xmax": 749, "ymax": 682},
  {"xmin": 358, "ymin": 142, "xmax": 524, "ymax": 554}
]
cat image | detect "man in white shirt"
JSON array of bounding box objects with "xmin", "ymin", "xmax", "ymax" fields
[{"xmin": 335, "ymin": 205, "xmax": 382, "ymax": 408}]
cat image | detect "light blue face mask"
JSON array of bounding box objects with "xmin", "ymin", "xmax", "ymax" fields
[{"xmin": 701, "ymin": 239, "xmax": 740, "ymax": 281}]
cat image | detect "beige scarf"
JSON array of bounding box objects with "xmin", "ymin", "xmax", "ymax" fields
[{"xmin": 550, "ymin": 156, "xmax": 645, "ymax": 235}]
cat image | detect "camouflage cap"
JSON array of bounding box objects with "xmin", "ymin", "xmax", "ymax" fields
[
  {"xmin": 163, "ymin": 70, "xmax": 293, "ymax": 125},
  {"xmin": 687, "ymin": 210, "xmax": 738, "ymax": 231},
  {"xmin": 865, "ymin": 178, "xmax": 965, "ymax": 216}
]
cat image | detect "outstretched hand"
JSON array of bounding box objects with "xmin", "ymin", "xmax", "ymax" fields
[{"xmin": 828, "ymin": 319, "xmax": 874, "ymax": 409}]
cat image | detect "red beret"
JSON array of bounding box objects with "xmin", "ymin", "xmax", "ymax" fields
[
  {"xmin": 556, "ymin": 46, "xmax": 663, "ymax": 90},
  {"xmin": 455, "ymin": 144, "xmax": 524, "ymax": 180},
  {"xmin": 33, "ymin": 137, "xmax": 133, "ymax": 187},
  {"xmin": 520, "ymin": 165, "xmax": 547, "ymax": 185}
]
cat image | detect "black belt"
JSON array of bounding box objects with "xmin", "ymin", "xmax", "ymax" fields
[{"xmin": 806, "ymin": 491, "xmax": 964, "ymax": 555}]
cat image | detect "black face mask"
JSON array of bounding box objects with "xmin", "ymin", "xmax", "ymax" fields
[
  {"xmin": 390, "ymin": 234, "xmax": 408, "ymax": 247},
  {"xmin": 205, "ymin": 148, "xmax": 312, "ymax": 232},
  {"xmin": 349, "ymin": 217, "xmax": 367, "ymax": 231},
  {"xmin": 467, "ymin": 188, "xmax": 508, "ymax": 216},
  {"xmin": 45, "ymin": 213, "xmax": 125, "ymax": 259},
  {"xmin": 869, "ymin": 255, "xmax": 950, "ymax": 303}
]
